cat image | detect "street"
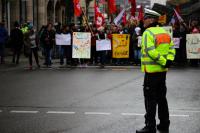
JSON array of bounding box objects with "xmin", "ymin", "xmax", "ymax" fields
[{"xmin": 0, "ymin": 67, "xmax": 200, "ymax": 133}]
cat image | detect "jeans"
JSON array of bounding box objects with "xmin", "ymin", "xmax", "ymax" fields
[
  {"xmin": 134, "ymin": 49, "xmax": 141, "ymax": 64},
  {"xmin": 44, "ymin": 47, "xmax": 52, "ymax": 66},
  {"xmin": 59, "ymin": 46, "xmax": 65, "ymax": 64}
]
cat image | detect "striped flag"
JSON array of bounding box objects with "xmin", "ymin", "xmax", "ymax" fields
[
  {"xmin": 113, "ymin": 9, "xmax": 126, "ymax": 25},
  {"xmin": 174, "ymin": 8, "xmax": 184, "ymax": 23}
]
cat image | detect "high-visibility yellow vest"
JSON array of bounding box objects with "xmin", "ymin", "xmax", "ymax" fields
[
  {"xmin": 141, "ymin": 26, "xmax": 176, "ymax": 73},
  {"xmin": 21, "ymin": 26, "xmax": 28, "ymax": 34}
]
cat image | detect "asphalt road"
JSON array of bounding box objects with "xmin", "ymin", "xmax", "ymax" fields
[{"xmin": 0, "ymin": 67, "xmax": 200, "ymax": 133}]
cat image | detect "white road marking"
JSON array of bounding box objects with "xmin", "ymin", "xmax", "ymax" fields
[
  {"xmin": 46, "ymin": 111, "xmax": 75, "ymax": 114},
  {"xmin": 121, "ymin": 113, "xmax": 144, "ymax": 116},
  {"xmin": 112, "ymin": 69, "xmax": 128, "ymax": 71},
  {"xmin": 170, "ymin": 110, "xmax": 200, "ymax": 113},
  {"xmin": 10, "ymin": 110, "xmax": 38, "ymax": 114},
  {"xmin": 84, "ymin": 112, "xmax": 111, "ymax": 115},
  {"xmin": 121, "ymin": 113, "xmax": 189, "ymax": 117},
  {"xmin": 0, "ymin": 110, "xmax": 2, "ymax": 113},
  {"xmin": 170, "ymin": 114, "xmax": 189, "ymax": 117}
]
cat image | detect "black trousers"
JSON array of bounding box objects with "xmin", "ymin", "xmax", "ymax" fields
[
  {"xmin": 143, "ymin": 72, "xmax": 169, "ymax": 128},
  {"xmin": 12, "ymin": 46, "xmax": 22, "ymax": 64},
  {"xmin": 29, "ymin": 47, "xmax": 39, "ymax": 66}
]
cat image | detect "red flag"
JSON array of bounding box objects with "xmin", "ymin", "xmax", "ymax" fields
[
  {"xmin": 73, "ymin": 0, "xmax": 82, "ymax": 17},
  {"xmin": 175, "ymin": 5, "xmax": 181, "ymax": 14},
  {"xmin": 108, "ymin": 0, "xmax": 117, "ymax": 14},
  {"xmin": 129, "ymin": 0, "xmax": 136, "ymax": 16},
  {"xmin": 122, "ymin": 12, "xmax": 127, "ymax": 25},
  {"xmin": 99, "ymin": 0, "xmax": 106, "ymax": 4},
  {"xmin": 138, "ymin": 5, "xmax": 144, "ymax": 21},
  {"xmin": 95, "ymin": 5, "xmax": 105, "ymax": 28}
]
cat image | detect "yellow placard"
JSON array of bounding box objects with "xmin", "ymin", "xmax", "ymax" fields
[{"xmin": 112, "ymin": 34, "xmax": 130, "ymax": 58}]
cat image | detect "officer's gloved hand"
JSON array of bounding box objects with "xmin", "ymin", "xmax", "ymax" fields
[{"xmin": 164, "ymin": 60, "xmax": 173, "ymax": 68}]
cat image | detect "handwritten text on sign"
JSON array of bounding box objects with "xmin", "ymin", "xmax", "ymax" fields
[
  {"xmin": 56, "ymin": 34, "xmax": 71, "ymax": 45},
  {"xmin": 72, "ymin": 32, "xmax": 91, "ymax": 59},
  {"xmin": 112, "ymin": 34, "xmax": 130, "ymax": 58},
  {"xmin": 96, "ymin": 39, "xmax": 111, "ymax": 51},
  {"xmin": 186, "ymin": 34, "xmax": 200, "ymax": 59}
]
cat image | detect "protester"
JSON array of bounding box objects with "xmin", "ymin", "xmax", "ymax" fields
[
  {"xmin": 133, "ymin": 27, "xmax": 142, "ymax": 65},
  {"xmin": 90, "ymin": 24, "xmax": 98, "ymax": 65},
  {"xmin": 60, "ymin": 25, "xmax": 72, "ymax": 66},
  {"xmin": 27, "ymin": 25, "xmax": 40, "ymax": 69},
  {"xmin": 38, "ymin": 25, "xmax": 47, "ymax": 56},
  {"xmin": 41, "ymin": 23, "xmax": 55, "ymax": 67},
  {"xmin": 10, "ymin": 21, "xmax": 24, "ymax": 65},
  {"xmin": 0, "ymin": 22, "xmax": 8, "ymax": 64},
  {"xmin": 97, "ymin": 26, "xmax": 107, "ymax": 68}
]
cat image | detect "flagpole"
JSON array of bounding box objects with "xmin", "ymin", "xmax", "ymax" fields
[
  {"xmin": 81, "ymin": 6, "xmax": 94, "ymax": 36},
  {"xmin": 94, "ymin": 0, "xmax": 96, "ymax": 23}
]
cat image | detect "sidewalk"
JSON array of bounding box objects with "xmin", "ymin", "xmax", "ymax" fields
[
  {"xmin": 1, "ymin": 55, "xmax": 197, "ymax": 71},
  {"xmin": 0, "ymin": 55, "xmax": 141, "ymax": 70}
]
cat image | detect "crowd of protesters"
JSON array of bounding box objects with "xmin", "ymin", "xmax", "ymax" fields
[{"xmin": 0, "ymin": 18, "xmax": 200, "ymax": 69}]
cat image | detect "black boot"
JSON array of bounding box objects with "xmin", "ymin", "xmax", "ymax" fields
[
  {"xmin": 157, "ymin": 120, "xmax": 170, "ymax": 131},
  {"xmin": 136, "ymin": 126, "xmax": 156, "ymax": 133}
]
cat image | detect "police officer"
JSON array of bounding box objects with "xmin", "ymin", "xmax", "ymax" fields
[{"xmin": 136, "ymin": 8, "xmax": 176, "ymax": 133}]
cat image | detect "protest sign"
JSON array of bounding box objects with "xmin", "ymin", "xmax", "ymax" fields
[
  {"xmin": 112, "ymin": 34, "xmax": 130, "ymax": 58},
  {"xmin": 56, "ymin": 34, "xmax": 71, "ymax": 45},
  {"xmin": 96, "ymin": 39, "xmax": 111, "ymax": 51},
  {"xmin": 186, "ymin": 34, "xmax": 200, "ymax": 59},
  {"xmin": 173, "ymin": 38, "xmax": 180, "ymax": 48},
  {"xmin": 72, "ymin": 32, "xmax": 91, "ymax": 59},
  {"xmin": 137, "ymin": 36, "xmax": 142, "ymax": 47}
]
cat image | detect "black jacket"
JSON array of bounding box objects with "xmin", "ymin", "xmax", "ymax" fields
[
  {"xmin": 41, "ymin": 29, "xmax": 55, "ymax": 49},
  {"xmin": 10, "ymin": 28, "xmax": 24, "ymax": 47}
]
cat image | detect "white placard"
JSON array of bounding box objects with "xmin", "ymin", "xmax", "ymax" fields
[
  {"xmin": 96, "ymin": 39, "xmax": 111, "ymax": 51},
  {"xmin": 72, "ymin": 32, "xmax": 91, "ymax": 59},
  {"xmin": 186, "ymin": 34, "xmax": 200, "ymax": 59},
  {"xmin": 56, "ymin": 34, "xmax": 71, "ymax": 45},
  {"xmin": 137, "ymin": 36, "xmax": 142, "ymax": 47},
  {"xmin": 173, "ymin": 38, "xmax": 180, "ymax": 48}
]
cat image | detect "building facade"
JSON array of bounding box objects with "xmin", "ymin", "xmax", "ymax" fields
[{"xmin": 0, "ymin": 0, "xmax": 68, "ymax": 33}]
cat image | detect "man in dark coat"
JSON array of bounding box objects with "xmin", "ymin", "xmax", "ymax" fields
[{"xmin": 10, "ymin": 21, "xmax": 24, "ymax": 64}]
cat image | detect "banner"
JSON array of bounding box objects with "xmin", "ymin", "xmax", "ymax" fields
[
  {"xmin": 95, "ymin": 5, "xmax": 105, "ymax": 28},
  {"xmin": 113, "ymin": 9, "xmax": 126, "ymax": 25},
  {"xmin": 73, "ymin": 0, "xmax": 82, "ymax": 17},
  {"xmin": 173, "ymin": 38, "xmax": 180, "ymax": 48},
  {"xmin": 55, "ymin": 34, "xmax": 71, "ymax": 45},
  {"xmin": 72, "ymin": 32, "xmax": 91, "ymax": 59},
  {"xmin": 186, "ymin": 34, "xmax": 200, "ymax": 59},
  {"xmin": 96, "ymin": 39, "xmax": 111, "ymax": 51},
  {"xmin": 162, "ymin": 26, "xmax": 173, "ymax": 38},
  {"xmin": 112, "ymin": 34, "xmax": 130, "ymax": 58}
]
